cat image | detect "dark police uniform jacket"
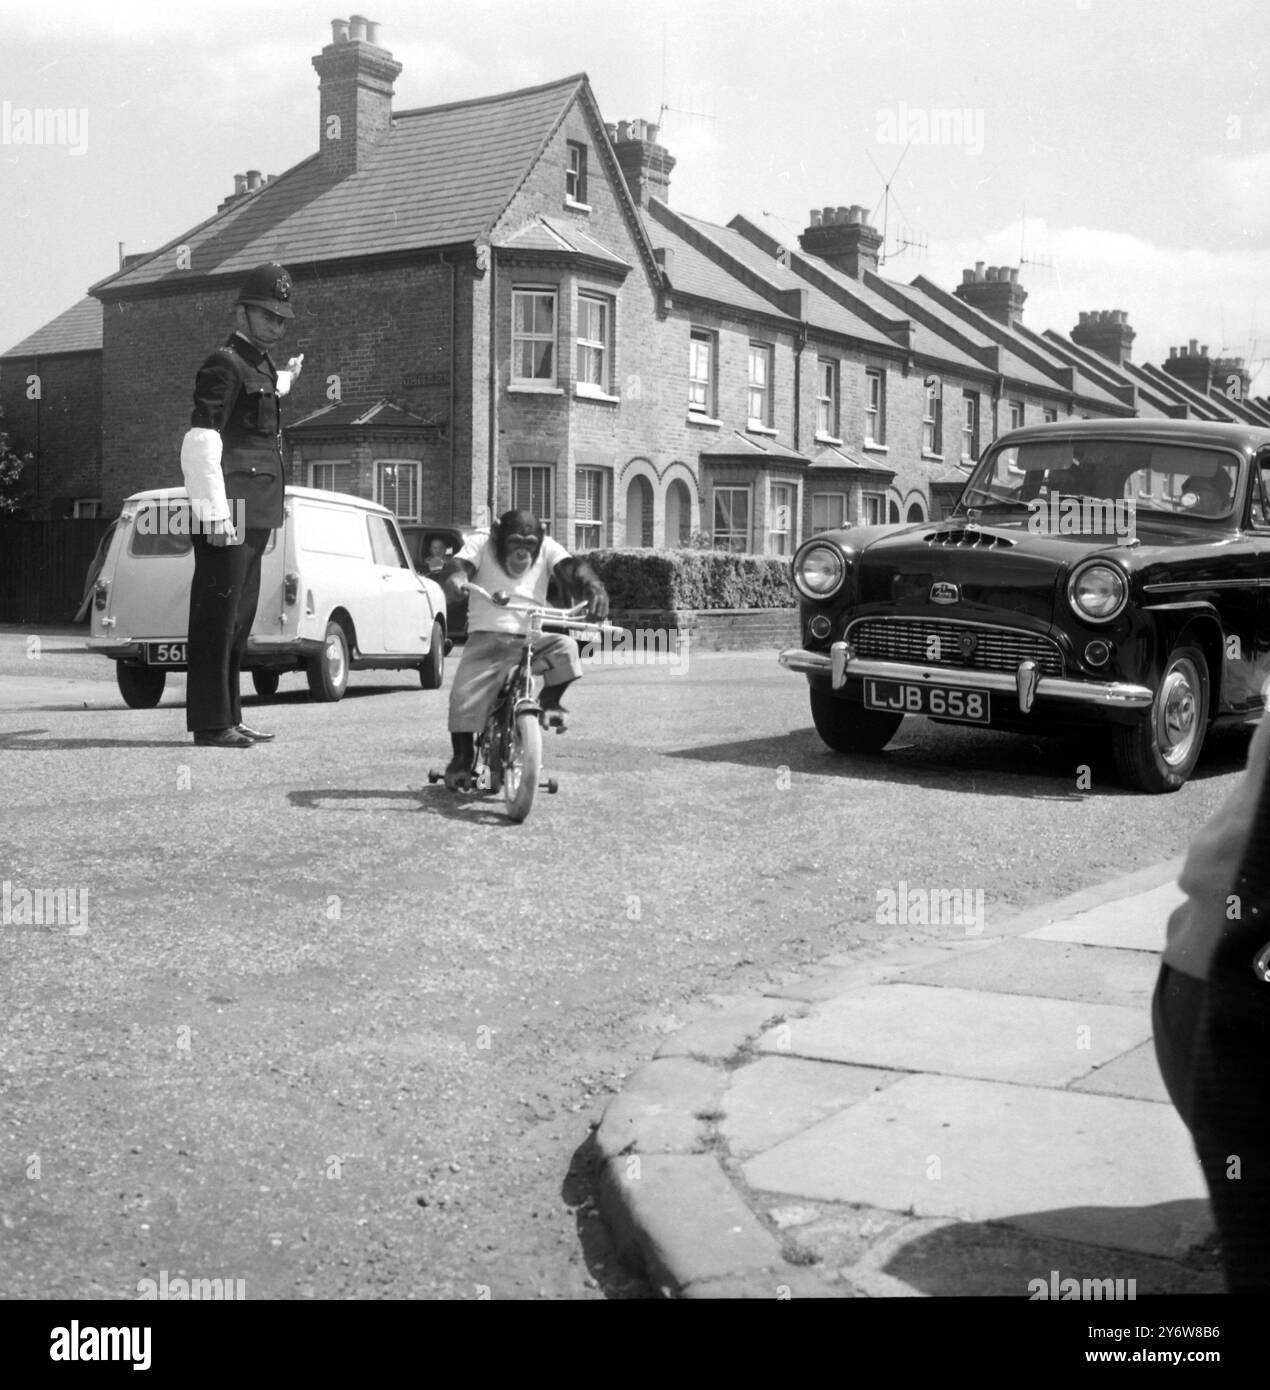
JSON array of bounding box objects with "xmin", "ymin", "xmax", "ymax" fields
[{"xmin": 189, "ymin": 333, "xmax": 285, "ymax": 531}]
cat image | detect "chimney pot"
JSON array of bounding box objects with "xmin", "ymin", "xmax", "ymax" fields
[
  {"xmin": 331, "ymin": 18, "xmax": 349, "ymax": 43},
  {"xmin": 821, "ymin": 206, "xmax": 835, "ymax": 225},
  {"xmin": 1169, "ymin": 346, "xmax": 1177, "ymax": 358},
  {"xmin": 364, "ymin": 19, "xmax": 381, "ymax": 45},
  {"xmin": 962, "ymin": 268, "xmax": 973, "ymax": 284},
  {"xmin": 974, "ymin": 261, "xmax": 985, "ymax": 280},
  {"xmin": 1201, "ymin": 344, "xmax": 1209, "ymax": 357},
  {"xmin": 1189, "ymin": 339, "xmax": 1199, "ymax": 354},
  {"xmin": 648, "ymin": 122, "xmax": 659, "ymax": 144},
  {"xmin": 986, "ymin": 266, "xmax": 999, "ymax": 282},
  {"xmin": 245, "ymin": 169, "xmax": 262, "ymax": 190},
  {"xmin": 809, "ymin": 208, "xmax": 822, "ymax": 227},
  {"xmin": 1079, "ymin": 311, "xmax": 1090, "ymax": 324},
  {"xmin": 234, "ymin": 173, "xmax": 247, "ymax": 195},
  {"xmin": 606, "ymin": 123, "xmax": 617, "ymax": 141},
  {"xmin": 617, "ymin": 120, "xmax": 632, "ymax": 142},
  {"xmin": 348, "ymin": 14, "xmax": 368, "ymax": 40},
  {"xmin": 835, "ymin": 206, "xmax": 850, "ymax": 224}
]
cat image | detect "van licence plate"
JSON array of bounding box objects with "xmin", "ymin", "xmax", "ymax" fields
[
  {"xmin": 863, "ymin": 679, "xmax": 990, "ymax": 723},
  {"xmin": 145, "ymin": 642, "xmax": 188, "ymax": 665}
]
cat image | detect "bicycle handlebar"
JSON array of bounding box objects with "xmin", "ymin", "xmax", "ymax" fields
[{"xmin": 464, "ymin": 582, "xmax": 619, "ymax": 634}]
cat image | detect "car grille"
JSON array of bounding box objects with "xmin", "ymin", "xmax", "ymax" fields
[
  {"xmin": 848, "ymin": 619, "xmax": 1064, "ymax": 676},
  {"xmin": 923, "ymin": 527, "xmax": 1016, "ymax": 549}
]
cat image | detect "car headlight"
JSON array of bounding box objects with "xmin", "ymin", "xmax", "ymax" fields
[
  {"xmin": 1068, "ymin": 561, "xmax": 1128, "ymax": 624},
  {"xmin": 793, "ymin": 543, "xmax": 847, "ymax": 600}
]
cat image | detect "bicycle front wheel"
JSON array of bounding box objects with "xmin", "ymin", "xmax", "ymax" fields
[{"xmin": 503, "ymin": 711, "xmax": 543, "ymax": 822}]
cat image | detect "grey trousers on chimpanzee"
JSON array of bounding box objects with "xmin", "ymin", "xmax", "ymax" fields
[{"xmin": 448, "ymin": 630, "xmax": 581, "ymax": 733}]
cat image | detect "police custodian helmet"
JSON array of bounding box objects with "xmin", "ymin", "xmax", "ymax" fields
[{"xmin": 236, "ymin": 262, "xmax": 295, "ymax": 319}]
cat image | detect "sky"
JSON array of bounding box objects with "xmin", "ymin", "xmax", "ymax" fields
[{"xmin": 1, "ymin": 0, "xmax": 1268, "ymax": 391}]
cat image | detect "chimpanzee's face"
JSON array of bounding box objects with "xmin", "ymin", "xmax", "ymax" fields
[{"xmin": 503, "ymin": 539, "xmax": 536, "ymax": 578}]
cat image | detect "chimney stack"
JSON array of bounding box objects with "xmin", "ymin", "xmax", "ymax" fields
[
  {"xmin": 311, "ymin": 16, "xmax": 402, "ymax": 180},
  {"xmin": 1070, "ymin": 308, "xmax": 1135, "ymax": 366},
  {"xmin": 1163, "ymin": 340, "xmax": 1214, "ymax": 393},
  {"xmin": 608, "ymin": 118, "xmax": 676, "ymax": 206},
  {"xmin": 1213, "ymin": 355, "xmax": 1250, "ymax": 402},
  {"xmin": 954, "ymin": 263, "xmax": 1027, "ymax": 327},
  {"xmin": 798, "ymin": 203, "xmax": 882, "ymax": 279}
]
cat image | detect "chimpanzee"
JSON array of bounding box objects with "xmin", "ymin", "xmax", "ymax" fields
[{"xmin": 442, "ymin": 509, "xmax": 609, "ymax": 789}]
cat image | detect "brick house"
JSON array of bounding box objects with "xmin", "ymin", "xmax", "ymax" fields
[{"xmin": 0, "ymin": 296, "xmax": 103, "ymax": 517}]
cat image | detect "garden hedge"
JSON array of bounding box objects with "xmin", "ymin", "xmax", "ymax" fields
[{"xmin": 576, "ymin": 548, "xmax": 796, "ymax": 611}]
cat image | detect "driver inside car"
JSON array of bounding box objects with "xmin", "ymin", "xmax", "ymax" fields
[
  {"xmin": 1181, "ymin": 470, "xmax": 1234, "ymax": 517},
  {"xmin": 442, "ymin": 508, "xmax": 609, "ymax": 790}
]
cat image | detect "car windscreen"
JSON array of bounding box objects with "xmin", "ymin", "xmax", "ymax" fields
[{"xmin": 959, "ymin": 440, "xmax": 1242, "ymax": 520}]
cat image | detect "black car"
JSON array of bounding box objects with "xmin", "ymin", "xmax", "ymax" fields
[
  {"xmin": 780, "ymin": 419, "xmax": 1270, "ymax": 792},
  {"xmin": 400, "ymin": 522, "xmax": 477, "ymax": 641}
]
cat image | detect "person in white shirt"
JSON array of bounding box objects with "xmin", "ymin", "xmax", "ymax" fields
[{"xmin": 442, "ymin": 509, "xmax": 608, "ymax": 789}]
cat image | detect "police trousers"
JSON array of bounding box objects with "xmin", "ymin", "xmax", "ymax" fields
[{"xmin": 185, "ymin": 528, "xmax": 271, "ymax": 732}]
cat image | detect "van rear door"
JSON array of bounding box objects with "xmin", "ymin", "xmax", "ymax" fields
[{"xmin": 103, "ymin": 498, "xmax": 194, "ymax": 641}]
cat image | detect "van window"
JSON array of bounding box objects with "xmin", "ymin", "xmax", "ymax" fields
[
  {"xmin": 130, "ymin": 502, "xmax": 192, "ymax": 557},
  {"xmin": 368, "ymin": 515, "xmax": 410, "ymax": 568},
  {"xmin": 297, "ymin": 503, "xmax": 369, "ymax": 558}
]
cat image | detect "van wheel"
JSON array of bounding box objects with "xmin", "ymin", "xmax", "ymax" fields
[
  {"xmin": 251, "ymin": 669, "xmax": 280, "ymax": 699},
  {"xmin": 306, "ymin": 622, "xmax": 350, "ymax": 702},
  {"xmin": 117, "ymin": 663, "xmax": 166, "ymax": 709},
  {"xmin": 419, "ymin": 619, "xmax": 445, "ymax": 690}
]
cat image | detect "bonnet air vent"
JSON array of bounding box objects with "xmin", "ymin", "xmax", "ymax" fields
[{"xmin": 922, "ymin": 527, "xmax": 1016, "ymax": 549}]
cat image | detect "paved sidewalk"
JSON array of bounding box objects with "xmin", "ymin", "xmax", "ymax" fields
[{"xmin": 596, "ymin": 861, "xmax": 1224, "ymax": 1298}]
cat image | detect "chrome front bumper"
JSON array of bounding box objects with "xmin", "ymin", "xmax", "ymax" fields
[{"xmin": 778, "ymin": 641, "xmax": 1154, "ymax": 711}]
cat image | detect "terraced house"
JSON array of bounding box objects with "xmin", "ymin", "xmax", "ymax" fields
[{"xmin": 6, "ymin": 14, "xmax": 1270, "ymax": 557}]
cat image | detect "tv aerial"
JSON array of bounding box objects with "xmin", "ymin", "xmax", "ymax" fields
[{"xmin": 866, "ymin": 145, "xmax": 929, "ymax": 266}]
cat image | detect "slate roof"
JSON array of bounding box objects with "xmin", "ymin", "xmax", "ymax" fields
[
  {"xmin": 92, "ymin": 75, "xmax": 590, "ymax": 299},
  {"xmin": 641, "ymin": 211, "xmax": 798, "ymax": 322},
  {"xmin": 654, "ymin": 208, "xmax": 900, "ymax": 351},
  {"xmin": 1, "ymin": 296, "xmax": 102, "ymax": 357},
  {"xmin": 696, "ymin": 430, "xmax": 809, "ymax": 463},
  {"xmin": 287, "ymin": 400, "xmax": 439, "ymax": 435},
  {"xmin": 497, "ymin": 215, "xmax": 631, "ymax": 270}
]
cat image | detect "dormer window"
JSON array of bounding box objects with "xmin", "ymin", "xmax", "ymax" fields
[{"xmin": 566, "ymin": 142, "xmax": 588, "ymax": 207}]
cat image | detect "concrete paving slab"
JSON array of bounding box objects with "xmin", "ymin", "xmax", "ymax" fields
[
  {"xmin": 1027, "ymin": 882, "xmax": 1183, "ymax": 951},
  {"xmin": 718, "ymin": 1055, "xmax": 905, "ymax": 1157},
  {"xmin": 753, "ymin": 982, "xmax": 1150, "ymax": 1086},
  {"xmin": 1069, "ymin": 1040, "xmax": 1171, "ymax": 1103},
  {"xmin": 742, "ymin": 1073, "xmax": 1211, "ymax": 1259},
  {"xmin": 903, "ymin": 938, "xmax": 1158, "ymax": 1010}
]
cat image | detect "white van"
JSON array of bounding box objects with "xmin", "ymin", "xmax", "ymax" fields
[{"xmin": 86, "ymin": 486, "xmax": 449, "ymax": 706}]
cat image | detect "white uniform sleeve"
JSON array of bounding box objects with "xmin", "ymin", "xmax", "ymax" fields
[{"xmin": 180, "ymin": 427, "xmax": 229, "ymax": 524}]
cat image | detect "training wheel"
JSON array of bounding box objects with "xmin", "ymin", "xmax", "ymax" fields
[{"xmin": 426, "ymin": 769, "xmax": 442, "ymax": 784}]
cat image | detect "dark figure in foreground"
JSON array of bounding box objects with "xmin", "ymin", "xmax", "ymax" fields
[{"xmin": 1154, "ymin": 706, "xmax": 1270, "ymax": 1291}]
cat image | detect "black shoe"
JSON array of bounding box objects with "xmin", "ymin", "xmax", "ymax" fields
[
  {"xmin": 193, "ymin": 728, "xmax": 253, "ymax": 748},
  {"xmin": 236, "ymin": 724, "xmax": 275, "ymax": 743}
]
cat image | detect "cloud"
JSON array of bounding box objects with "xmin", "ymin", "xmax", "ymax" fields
[{"xmin": 1198, "ymin": 148, "xmax": 1270, "ymax": 239}]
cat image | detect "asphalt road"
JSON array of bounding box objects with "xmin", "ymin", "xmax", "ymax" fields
[{"xmin": 0, "ymin": 628, "xmax": 1254, "ymax": 1300}]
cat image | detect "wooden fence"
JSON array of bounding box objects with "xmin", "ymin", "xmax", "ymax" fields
[{"xmin": 0, "ymin": 518, "xmax": 115, "ymax": 625}]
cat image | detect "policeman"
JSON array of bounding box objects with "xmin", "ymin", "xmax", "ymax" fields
[{"xmin": 180, "ymin": 262, "xmax": 302, "ymax": 747}]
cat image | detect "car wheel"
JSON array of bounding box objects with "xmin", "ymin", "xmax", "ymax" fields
[
  {"xmin": 306, "ymin": 621, "xmax": 350, "ymax": 702},
  {"xmin": 418, "ymin": 619, "xmax": 445, "ymax": 690},
  {"xmin": 809, "ymin": 686, "xmax": 903, "ymax": 753},
  {"xmin": 251, "ymin": 669, "xmax": 280, "ymax": 699},
  {"xmin": 116, "ymin": 663, "xmax": 166, "ymax": 709},
  {"xmin": 1112, "ymin": 641, "xmax": 1209, "ymax": 793}
]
